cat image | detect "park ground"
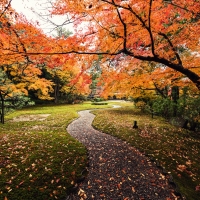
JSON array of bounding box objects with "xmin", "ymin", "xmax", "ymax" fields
[{"xmin": 0, "ymin": 101, "xmax": 200, "ymax": 200}]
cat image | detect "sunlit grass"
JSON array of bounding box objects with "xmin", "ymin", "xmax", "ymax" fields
[
  {"xmin": 92, "ymin": 107, "xmax": 200, "ymax": 200},
  {"xmin": 0, "ymin": 102, "xmax": 115, "ymax": 200}
]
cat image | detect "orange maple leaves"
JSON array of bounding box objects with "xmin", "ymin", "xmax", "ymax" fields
[
  {"xmin": 50, "ymin": 0, "xmax": 200, "ymax": 93},
  {"xmin": 1, "ymin": 0, "xmax": 200, "ymax": 101}
]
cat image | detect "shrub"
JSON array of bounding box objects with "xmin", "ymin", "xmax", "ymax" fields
[
  {"xmin": 151, "ymin": 97, "xmax": 176, "ymax": 118},
  {"xmin": 135, "ymin": 101, "xmax": 146, "ymax": 112},
  {"xmin": 91, "ymin": 102, "xmax": 108, "ymax": 105},
  {"xmin": 151, "ymin": 95, "xmax": 200, "ymax": 131},
  {"xmin": 93, "ymin": 97, "xmax": 105, "ymax": 102}
]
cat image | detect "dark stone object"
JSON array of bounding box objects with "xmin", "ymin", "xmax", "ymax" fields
[{"xmin": 133, "ymin": 120, "xmax": 138, "ymax": 128}]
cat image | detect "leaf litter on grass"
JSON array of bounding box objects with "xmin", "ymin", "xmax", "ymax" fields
[
  {"xmin": 0, "ymin": 105, "xmax": 97, "ymax": 199},
  {"xmin": 1, "ymin": 102, "xmax": 124, "ymax": 199}
]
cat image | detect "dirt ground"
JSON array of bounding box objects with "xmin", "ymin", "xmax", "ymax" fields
[{"xmin": 12, "ymin": 114, "xmax": 50, "ymax": 122}]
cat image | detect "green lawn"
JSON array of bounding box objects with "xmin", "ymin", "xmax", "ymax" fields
[
  {"xmin": 0, "ymin": 102, "xmax": 116, "ymax": 200},
  {"xmin": 1, "ymin": 101, "xmax": 199, "ymax": 200},
  {"xmin": 92, "ymin": 107, "xmax": 200, "ymax": 200}
]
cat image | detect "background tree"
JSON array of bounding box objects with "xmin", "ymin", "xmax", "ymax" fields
[
  {"xmin": 1, "ymin": 0, "xmax": 199, "ymax": 125},
  {"xmin": 0, "ymin": 4, "xmax": 54, "ymax": 123},
  {"xmin": 88, "ymin": 56, "xmax": 102, "ymax": 99},
  {"xmin": 53, "ymin": 26, "xmax": 73, "ymax": 38}
]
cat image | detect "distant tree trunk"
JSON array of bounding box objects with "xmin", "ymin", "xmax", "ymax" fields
[
  {"xmin": 0, "ymin": 91, "xmax": 5, "ymax": 124},
  {"xmin": 54, "ymin": 79, "xmax": 60, "ymax": 104},
  {"xmin": 182, "ymin": 120, "xmax": 188, "ymax": 129},
  {"xmin": 189, "ymin": 121, "xmax": 197, "ymax": 131},
  {"xmin": 172, "ymin": 86, "xmax": 179, "ymax": 117}
]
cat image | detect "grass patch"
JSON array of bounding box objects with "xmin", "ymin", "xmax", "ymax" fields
[
  {"xmin": 0, "ymin": 101, "xmax": 115, "ymax": 200},
  {"xmin": 92, "ymin": 107, "xmax": 200, "ymax": 200}
]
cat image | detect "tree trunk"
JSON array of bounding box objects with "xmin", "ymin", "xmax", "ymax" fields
[
  {"xmin": 54, "ymin": 78, "xmax": 60, "ymax": 104},
  {"xmin": 0, "ymin": 92, "xmax": 5, "ymax": 124},
  {"xmin": 172, "ymin": 86, "xmax": 179, "ymax": 117}
]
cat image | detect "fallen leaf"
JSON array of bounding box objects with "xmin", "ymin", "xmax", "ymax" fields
[
  {"xmin": 56, "ymin": 178, "xmax": 60, "ymax": 183},
  {"xmin": 196, "ymin": 185, "xmax": 200, "ymax": 191},
  {"xmin": 19, "ymin": 181, "xmax": 24, "ymax": 186},
  {"xmin": 177, "ymin": 165, "xmax": 187, "ymax": 172},
  {"xmin": 186, "ymin": 160, "xmax": 192, "ymax": 166},
  {"xmin": 117, "ymin": 183, "xmax": 121, "ymax": 189},
  {"xmin": 71, "ymin": 171, "xmax": 75, "ymax": 175}
]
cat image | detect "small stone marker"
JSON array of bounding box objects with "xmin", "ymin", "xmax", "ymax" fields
[{"xmin": 133, "ymin": 120, "xmax": 138, "ymax": 128}]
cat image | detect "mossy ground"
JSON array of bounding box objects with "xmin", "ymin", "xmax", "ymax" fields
[{"xmin": 0, "ymin": 102, "xmax": 113, "ymax": 200}]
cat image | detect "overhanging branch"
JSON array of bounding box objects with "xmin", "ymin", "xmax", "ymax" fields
[{"xmin": 0, "ymin": 0, "xmax": 12, "ymax": 18}]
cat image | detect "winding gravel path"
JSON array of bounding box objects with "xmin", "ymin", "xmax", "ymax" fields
[{"xmin": 66, "ymin": 109, "xmax": 176, "ymax": 200}]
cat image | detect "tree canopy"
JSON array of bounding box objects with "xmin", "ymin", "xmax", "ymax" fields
[
  {"xmin": 1, "ymin": 0, "xmax": 200, "ymax": 103},
  {"xmin": 50, "ymin": 0, "xmax": 200, "ymax": 91}
]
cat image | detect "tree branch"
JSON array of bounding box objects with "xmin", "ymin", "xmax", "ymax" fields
[
  {"xmin": 114, "ymin": 1, "xmax": 127, "ymax": 50},
  {"xmin": 148, "ymin": 0, "xmax": 156, "ymax": 56},
  {"xmin": 158, "ymin": 32, "xmax": 182, "ymax": 65},
  {"xmin": 8, "ymin": 25, "xmax": 33, "ymax": 73},
  {"xmin": 1, "ymin": 50, "xmax": 199, "ymax": 90},
  {"xmin": 0, "ymin": 0, "xmax": 12, "ymax": 18},
  {"xmin": 153, "ymin": 82, "xmax": 167, "ymax": 98}
]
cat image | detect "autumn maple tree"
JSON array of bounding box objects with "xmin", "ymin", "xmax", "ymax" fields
[
  {"xmin": 1, "ymin": 0, "xmax": 94, "ymax": 124},
  {"xmin": 49, "ymin": 0, "xmax": 200, "ymax": 127},
  {"xmin": 48, "ymin": 0, "xmax": 200, "ymax": 92},
  {"xmin": 1, "ymin": 0, "xmax": 200, "ymax": 121},
  {"xmin": 0, "ymin": 1, "xmax": 54, "ymax": 123}
]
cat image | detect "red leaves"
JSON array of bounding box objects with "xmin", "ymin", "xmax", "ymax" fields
[
  {"xmin": 71, "ymin": 171, "xmax": 76, "ymax": 176},
  {"xmin": 56, "ymin": 178, "xmax": 60, "ymax": 183},
  {"xmin": 43, "ymin": 46, "xmax": 52, "ymax": 53},
  {"xmin": 19, "ymin": 181, "xmax": 24, "ymax": 186},
  {"xmin": 196, "ymin": 185, "xmax": 200, "ymax": 191},
  {"xmin": 117, "ymin": 183, "xmax": 121, "ymax": 190}
]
